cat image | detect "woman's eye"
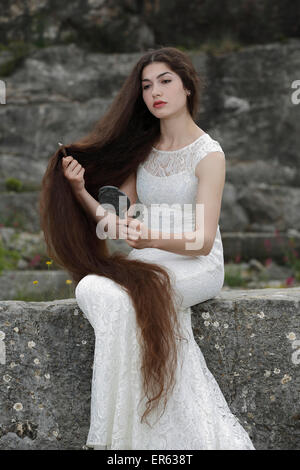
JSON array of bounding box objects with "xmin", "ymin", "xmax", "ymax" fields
[{"xmin": 143, "ymin": 79, "xmax": 171, "ymax": 90}]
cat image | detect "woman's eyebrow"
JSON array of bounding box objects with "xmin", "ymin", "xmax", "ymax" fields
[{"xmin": 141, "ymin": 72, "xmax": 173, "ymax": 82}]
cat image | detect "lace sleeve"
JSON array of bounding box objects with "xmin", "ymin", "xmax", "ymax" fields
[{"xmin": 192, "ymin": 139, "xmax": 225, "ymax": 175}]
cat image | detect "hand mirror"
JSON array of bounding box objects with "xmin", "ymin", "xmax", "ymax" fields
[{"xmin": 98, "ymin": 185, "xmax": 139, "ymax": 219}]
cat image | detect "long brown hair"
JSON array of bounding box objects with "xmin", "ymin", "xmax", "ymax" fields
[{"xmin": 39, "ymin": 46, "xmax": 205, "ymax": 426}]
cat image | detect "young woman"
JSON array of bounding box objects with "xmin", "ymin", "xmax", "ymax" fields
[{"xmin": 40, "ymin": 47, "xmax": 255, "ymax": 450}]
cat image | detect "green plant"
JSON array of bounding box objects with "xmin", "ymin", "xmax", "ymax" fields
[
  {"xmin": 12, "ymin": 261, "xmax": 75, "ymax": 301},
  {"xmin": 5, "ymin": 177, "xmax": 23, "ymax": 192},
  {"xmin": 224, "ymin": 264, "xmax": 248, "ymax": 288},
  {"xmin": 284, "ymin": 238, "xmax": 300, "ymax": 282},
  {"xmin": 4, "ymin": 178, "xmax": 41, "ymax": 192},
  {"xmin": 0, "ymin": 41, "xmax": 31, "ymax": 77},
  {"xmin": 0, "ymin": 210, "xmax": 27, "ymax": 230},
  {"xmin": 271, "ymin": 230, "xmax": 300, "ymax": 284},
  {"xmin": 0, "ymin": 239, "xmax": 21, "ymax": 274},
  {"xmin": 184, "ymin": 36, "xmax": 243, "ymax": 57},
  {"xmin": 13, "ymin": 281, "xmax": 75, "ymax": 302}
]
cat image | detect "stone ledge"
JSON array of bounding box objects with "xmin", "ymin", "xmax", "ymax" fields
[{"xmin": 0, "ymin": 287, "xmax": 299, "ymax": 450}]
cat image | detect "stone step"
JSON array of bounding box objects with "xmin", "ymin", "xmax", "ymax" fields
[{"xmin": 0, "ymin": 287, "xmax": 299, "ymax": 449}]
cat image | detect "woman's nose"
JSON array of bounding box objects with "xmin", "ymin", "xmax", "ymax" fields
[{"xmin": 152, "ymin": 86, "xmax": 161, "ymax": 97}]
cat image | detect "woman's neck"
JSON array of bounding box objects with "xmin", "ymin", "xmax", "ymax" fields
[{"xmin": 155, "ymin": 125, "xmax": 205, "ymax": 151}]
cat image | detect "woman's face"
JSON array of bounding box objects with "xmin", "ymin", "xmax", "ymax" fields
[{"xmin": 141, "ymin": 62, "xmax": 188, "ymax": 118}]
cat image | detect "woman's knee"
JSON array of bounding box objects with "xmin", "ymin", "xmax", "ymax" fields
[
  {"xmin": 75, "ymin": 274, "xmax": 96, "ymax": 303},
  {"xmin": 75, "ymin": 274, "xmax": 125, "ymax": 303},
  {"xmin": 75, "ymin": 274, "xmax": 132, "ymax": 326}
]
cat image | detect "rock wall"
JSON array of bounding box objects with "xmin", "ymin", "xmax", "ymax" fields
[
  {"xmin": 0, "ymin": 40, "xmax": 300, "ymax": 263},
  {"xmin": 0, "ymin": 287, "xmax": 300, "ymax": 449},
  {"xmin": 0, "ymin": 0, "xmax": 299, "ymax": 52}
]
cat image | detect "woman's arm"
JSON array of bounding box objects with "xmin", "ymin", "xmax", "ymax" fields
[
  {"xmin": 61, "ymin": 156, "xmax": 108, "ymax": 224},
  {"xmin": 154, "ymin": 151, "xmax": 225, "ymax": 256},
  {"xmin": 74, "ymin": 188, "xmax": 107, "ymax": 224},
  {"xmin": 126, "ymin": 151, "xmax": 225, "ymax": 256},
  {"xmin": 149, "ymin": 228, "xmax": 208, "ymax": 257}
]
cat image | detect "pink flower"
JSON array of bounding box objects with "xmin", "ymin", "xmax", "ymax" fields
[
  {"xmin": 29, "ymin": 254, "xmax": 41, "ymax": 267},
  {"xmin": 235, "ymin": 254, "xmax": 241, "ymax": 263},
  {"xmin": 265, "ymin": 257, "xmax": 272, "ymax": 267},
  {"xmin": 285, "ymin": 276, "xmax": 295, "ymax": 287}
]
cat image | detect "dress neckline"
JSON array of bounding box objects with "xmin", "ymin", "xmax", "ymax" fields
[{"xmin": 151, "ymin": 132, "xmax": 208, "ymax": 153}]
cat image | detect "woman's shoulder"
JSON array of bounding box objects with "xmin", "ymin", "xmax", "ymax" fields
[{"xmin": 192, "ymin": 133, "xmax": 225, "ymax": 167}]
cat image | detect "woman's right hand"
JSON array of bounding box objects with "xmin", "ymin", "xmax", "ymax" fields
[
  {"xmin": 97, "ymin": 210, "xmax": 141, "ymax": 241},
  {"xmin": 62, "ymin": 156, "xmax": 85, "ymax": 194}
]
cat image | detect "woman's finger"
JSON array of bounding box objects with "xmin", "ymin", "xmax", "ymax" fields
[
  {"xmin": 127, "ymin": 228, "xmax": 141, "ymax": 239},
  {"xmin": 119, "ymin": 225, "xmax": 140, "ymax": 240},
  {"xmin": 62, "ymin": 156, "xmax": 73, "ymax": 167},
  {"xmin": 118, "ymin": 218, "xmax": 129, "ymax": 227},
  {"xmin": 118, "ymin": 226, "xmax": 128, "ymax": 238},
  {"xmin": 73, "ymin": 164, "xmax": 83, "ymax": 175},
  {"xmin": 128, "ymin": 218, "xmax": 140, "ymax": 230}
]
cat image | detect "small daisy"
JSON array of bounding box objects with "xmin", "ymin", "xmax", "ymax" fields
[{"xmin": 286, "ymin": 332, "xmax": 296, "ymax": 341}]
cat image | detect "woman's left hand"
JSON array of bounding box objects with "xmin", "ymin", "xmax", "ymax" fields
[{"xmin": 119, "ymin": 216, "xmax": 152, "ymax": 249}]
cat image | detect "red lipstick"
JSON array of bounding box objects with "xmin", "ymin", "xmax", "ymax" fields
[{"xmin": 153, "ymin": 100, "xmax": 167, "ymax": 108}]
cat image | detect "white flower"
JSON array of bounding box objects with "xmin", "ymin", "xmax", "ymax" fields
[
  {"xmin": 264, "ymin": 370, "xmax": 271, "ymax": 377},
  {"xmin": 81, "ymin": 340, "xmax": 87, "ymax": 345},
  {"xmin": 257, "ymin": 311, "xmax": 265, "ymax": 319},
  {"xmin": 281, "ymin": 374, "xmax": 292, "ymax": 384},
  {"xmin": 286, "ymin": 332, "xmax": 296, "ymax": 341},
  {"xmin": 28, "ymin": 341, "xmax": 36, "ymax": 349},
  {"xmin": 223, "ymin": 323, "xmax": 229, "ymax": 329},
  {"xmin": 204, "ymin": 320, "xmax": 210, "ymax": 327},
  {"xmin": 201, "ymin": 311, "xmax": 210, "ymax": 320},
  {"xmin": 13, "ymin": 327, "xmax": 19, "ymax": 333},
  {"xmin": 215, "ymin": 344, "xmax": 220, "ymax": 349},
  {"xmin": 13, "ymin": 402, "xmax": 23, "ymax": 411},
  {"xmin": 273, "ymin": 368, "xmax": 280, "ymax": 374},
  {"xmin": 44, "ymin": 373, "xmax": 50, "ymax": 380},
  {"xmin": 33, "ymin": 358, "xmax": 40, "ymax": 365},
  {"xmin": 213, "ymin": 321, "xmax": 220, "ymax": 328}
]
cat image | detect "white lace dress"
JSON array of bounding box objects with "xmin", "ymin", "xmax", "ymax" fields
[{"xmin": 75, "ymin": 132, "xmax": 256, "ymax": 450}]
